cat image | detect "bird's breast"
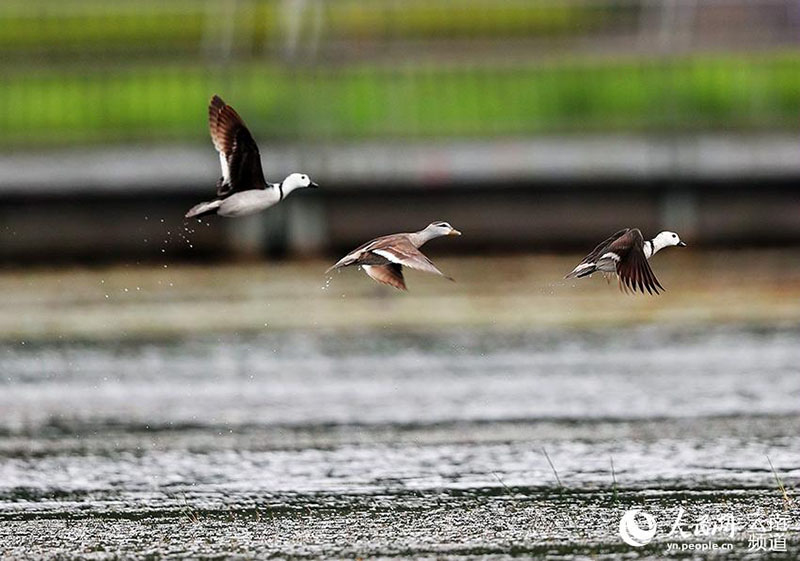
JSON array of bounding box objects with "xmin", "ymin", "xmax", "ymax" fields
[{"xmin": 217, "ymin": 189, "xmax": 280, "ymax": 217}]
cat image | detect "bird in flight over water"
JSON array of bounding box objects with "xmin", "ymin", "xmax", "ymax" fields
[
  {"xmin": 565, "ymin": 228, "xmax": 686, "ymax": 294},
  {"xmin": 326, "ymin": 222, "xmax": 462, "ymax": 291},
  {"xmin": 185, "ymin": 95, "xmax": 318, "ymax": 219}
]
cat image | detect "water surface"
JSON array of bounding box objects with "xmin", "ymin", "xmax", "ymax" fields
[{"xmin": 1, "ymin": 325, "xmax": 798, "ymax": 559}]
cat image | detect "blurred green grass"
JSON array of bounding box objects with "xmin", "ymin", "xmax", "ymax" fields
[
  {"xmin": 2, "ymin": 54, "xmax": 799, "ymax": 147},
  {"xmin": 0, "ymin": 0, "xmax": 625, "ymax": 52},
  {"xmin": 1, "ymin": 0, "xmax": 798, "ymax": 147}
]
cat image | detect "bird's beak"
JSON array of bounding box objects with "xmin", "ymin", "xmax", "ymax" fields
[
  {"xmin": 310, "ymin": 181, "xmax": 319, "ymax": 188},
  {"xmin": 678, "ymin": 241, "xmax": 687, "ymax": 247},
  {"xmin": 449, "ymin": 229, "xmax": 462, "ymax": 236}
]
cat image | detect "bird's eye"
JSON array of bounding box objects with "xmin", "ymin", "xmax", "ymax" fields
[{"xmin": 673, "ymin": 234, "xmax": 677, "ymax": 238}]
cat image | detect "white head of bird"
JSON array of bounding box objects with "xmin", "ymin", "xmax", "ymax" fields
[
  {"xmin": 652, "ymin": 231, "xmax": 687, "ymax": 254},
  {"xmin": 281, "ymin": 173, "xmax": 318, "ymax": 196}
]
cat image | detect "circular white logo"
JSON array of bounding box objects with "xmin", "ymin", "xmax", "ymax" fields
[{"xmin": 619, "ymin": 508, "xmax": 657, "ymax": 547}]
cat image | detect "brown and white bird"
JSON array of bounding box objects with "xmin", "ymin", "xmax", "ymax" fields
[
  {"xmin": 565, "ymin": 229, "xmax": 686, "ymax": 294},
  {"xmin": 185, "ymin": 95, "xmax": 318, "ymax": 219},
  {"xmin": 326, "ymin": 222, "xmax": 462, "ymax": 291}
]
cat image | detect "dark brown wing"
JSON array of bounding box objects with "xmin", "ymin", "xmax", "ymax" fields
[
  {"xmin": 565, "ymin": 228, "xmax": 629, "ymax": 279},
  {"xmin": 580, "ymin": 228, "xmax": 629, "ymax": 265},
  {"xmin": 208, "ymin": 95, "xmax": 268, "ymax": 196},
  {"xmin": 609, "ymin": 229, "xmax": 664, "ymax": 295},
  {"xmin": 363, "ymin": 264, "xmax": 407, "ymax": 290}
]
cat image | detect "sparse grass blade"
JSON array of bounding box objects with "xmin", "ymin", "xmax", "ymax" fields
[
  {"xmin": 767, "ymin": 455, "xmax": 793, "ymax": 509},
  {"xmin": 541, "ymin": 447, "xmax": 563, "ymax": 489}
]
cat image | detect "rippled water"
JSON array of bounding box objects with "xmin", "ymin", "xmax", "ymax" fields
[{"xmin": 1, "ymin": 325, "xmax": 798, "ymax": 559}]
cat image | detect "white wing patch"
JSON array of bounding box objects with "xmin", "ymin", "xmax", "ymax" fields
[
  {"xmin": 219, "ymin": 152, "xmax": 230, "ymax": 183},
  {"xmin": 600, "ymin": 251, "xmax": 621, "ymax": 262},
  {"xmin": 372, "ymin": 249, "xmax": 402, "ymax": 264},
  {"xmin": 643, "ymin": 240, "xmax": 653, "ymax": 259}
]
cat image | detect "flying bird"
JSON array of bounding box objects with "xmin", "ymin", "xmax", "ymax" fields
[
  {"xmin": 326, "ymin": 222, "xmax": 462, "ymax": 291},
  {"xmin": 565, "ymin": 229, "xmax": 686, "ymax": 294},
  {"xmin": 185, "ymin": 95, "xmax": 318, "ymax": 219}
]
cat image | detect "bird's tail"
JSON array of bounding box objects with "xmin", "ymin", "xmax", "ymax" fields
[
  {"xmin": 325, "ymin": 261, "xmax": 348, "ymax": 275},
  {"xmin": 564, "ymin": 263, "xmax": 596, "ymax": 279},
  {"xmin": 325, "ymin": 255, "xmax": 359, "ymax": 275},
  {"xmin": 185, "ymin": 199, "xmax": 223, "ymax": 219}
]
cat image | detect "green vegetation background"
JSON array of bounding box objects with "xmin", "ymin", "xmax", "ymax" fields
[{"xmin": 2, "ymin": 0, "xmax": 798, "ymax": 147}]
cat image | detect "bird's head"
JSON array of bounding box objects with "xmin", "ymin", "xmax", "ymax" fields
[
  {"xmin": 654, "ymin": 231, "xmax": 687, "ymax": 249},
  {"xmin": 282, "ymin": 173, "xmax": 319, "ymax": 195},
  {"xmin": 426, "ymin": 221, "xmax": 462, "ymax": 237}
]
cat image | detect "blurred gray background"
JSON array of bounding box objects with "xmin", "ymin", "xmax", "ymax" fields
[{"xmin": 1, "ymin": 0, "xmax": 799, "ymax": 262}]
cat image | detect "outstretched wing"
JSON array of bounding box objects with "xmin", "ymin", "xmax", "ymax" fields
[
  {"xmin": 565, "ymin": 228, "xmax": 629, "ymax": 279},
  {"xmin": 581, "ymin": 228, "xmax": 629, "ymax": 265},
  {"xmin": 208, "ymin": 95, "xmax": 268, "ymax": 196},
  {"xmin": 363, "ymin": 264, "xmax": 407, "ymax": 290},
  {"xmin": 325, "ymin": 235, "xmax": 393, "ymax": 273},
  {"xmin": 605, "ymin": 229, "xmax": 664, "ymax": 295},
  {"xmin": 370, "ymin": 238, "xmax": 451, "ymax": 279}
]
